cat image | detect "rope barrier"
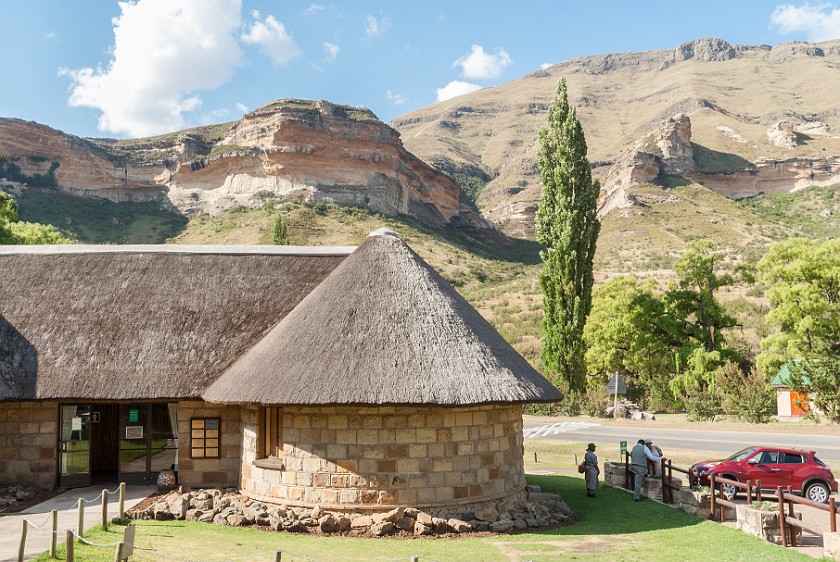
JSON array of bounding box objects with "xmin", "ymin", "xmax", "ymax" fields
[{"xmin": 24, "ymin": 514, "xmax": 54, "ymax": 531}]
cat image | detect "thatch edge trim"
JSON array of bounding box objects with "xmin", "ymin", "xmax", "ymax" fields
[{"xmin": 0, "ymin": 244, "xmax": 356, "ymax": 256}]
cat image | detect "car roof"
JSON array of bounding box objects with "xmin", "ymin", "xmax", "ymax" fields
[{"xmin": 748, "ymin": 446, "xmax": 816, "ymax": 456}]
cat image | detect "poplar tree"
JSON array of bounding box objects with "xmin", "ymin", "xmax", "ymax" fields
[{"xmin": 535, "ymin": 79, "xmax": 601, "ymax": 392}]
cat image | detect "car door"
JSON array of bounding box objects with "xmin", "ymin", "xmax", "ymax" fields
[
  {"xmin": 776, "ymin": 452, "xmax": 803, "ymax": 490},
  {"xmin": 745, "ymin": 450, "xmax": 783, "ymax": 489}
]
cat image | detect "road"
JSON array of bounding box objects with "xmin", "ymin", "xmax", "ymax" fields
[{"xmin": 523, "ymin": 420, "xmax": 840, "ymax": 464}]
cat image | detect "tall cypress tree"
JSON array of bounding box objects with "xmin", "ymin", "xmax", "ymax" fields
[{"xmin": 535, "ymin": 79, "xmax": 601, "ymax": 392}]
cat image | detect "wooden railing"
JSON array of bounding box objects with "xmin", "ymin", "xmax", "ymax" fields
[
  {"xmin": 621, "ymin": 454, "xmax": 689, "ymax": 504},
  {"xmin": 777, "ymin": 486, "xmax": 839, "ymax": 548}
]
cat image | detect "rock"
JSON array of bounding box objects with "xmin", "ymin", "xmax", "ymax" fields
[
  {"xmin": 168, "ymin": 496, "xmax": 190, "ymax": 520},
  {"xmin": 285, "ymin": 521, "xmax": 309, "ymax": 533},
  {"xmin": 490, "ymin": 519, "xmax": 515, "ymax": 533},
  {"xmin": 371, "ymin": 522, "xmax": 395, "ymax": 536},
  {"xmin": 185, "ymin": 509, "xmax": 202, "ymax": 522},
  {"xmin": 447, "ymin": 518, "xmax": 472, "ymax": 533},
  {"xmin": 198, "ymin": 511, "xmax": 217, "ymax": 523},
  {"xmin": 336, "ymin": 516, "xmax": 352, "ymax": 532},
  {"xmin": 469, "ymin": 520, "xmax": 490, "ymax": 532},
  {"xmin": 513, "ymin": 518, "xmax": 527, "ymax": 530},
  {"xmin": 269, "ymin": 515, "xmax": 282, "ymax": 531},
  {"xmin": 526, "ymin": 517, "xmax": 540, "ymax": 528},
  {"xmin": 299, "ymin": 517, "xmax": 318, "ymax": 527},
  {"xmin": 227, "ymin": 513, "xmax": 246, "ymax": 527},
  {"xmin": 255, "ymin": 512, "xmax": 271, "ymax": 526},
  {"xmin": 432, "ymin": 517, "xmax": 449, "ymax": 533},
  {"xmin": 767, "ymin": 120, "xmax": 799, "ymax": 149},
  {"xmin": 525, "ymin": 485, "xmax": 541, "ymax": 493},
  {"xmin": 394, "ymin": 516, "xmax": 415, "ymax": 531},
  {"xmin": 319, "ymin": 514, "xmax": 338, "ymax": 533},
  {"xmin": 416, "ymin": 511, "xmax": 434, "ymax": 525},
  {"xmin": 474, "ymin": 507, "xmax": 499, "ymax": 522},
  {"xmin": 414, "ymin": 521, "xmax": 433, "ymax": 536},
  {"xmin": 311, "ymin": 505, "xmax": 323, "ymax": 519},
  {"xmin": 213, "ymin": 513, "xmax": 228, "ymax": 525},
  {"xmin": 382, "ymin": 506, "xmax": 405, "ymax": 523},
  {"xmin": 351, "ymin": 515, "xmax": 372, "ymax": 529}
]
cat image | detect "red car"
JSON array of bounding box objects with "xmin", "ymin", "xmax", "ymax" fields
[{"xmin": 690, "ymin": 446, "xmax": 838, "ymax": 503}]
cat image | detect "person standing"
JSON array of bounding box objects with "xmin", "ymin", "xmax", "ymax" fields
[
  {"xmin": 646, "ymin": 438, "xmax": 663, "ymax": 475},
  {"xmin": 630, "ymin": 438, "xmax": 661, "ymax": 502},
  {"xmin": 584, "ymin": 443, "xmax": 600, "ymax": 497}
]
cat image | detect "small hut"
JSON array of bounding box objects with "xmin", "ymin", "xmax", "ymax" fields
[
  {"xmin": 770, "ymin": 361, "xmax": 811, "ymax": 419},
  {"xmin": 0, "ymin": 230, "xmax": 560, "ymax": 516}
]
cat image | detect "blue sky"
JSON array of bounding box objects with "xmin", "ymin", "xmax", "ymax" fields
[{"xmin": 1, "ymin": 1, "xmax": 839, "ymax": 139}]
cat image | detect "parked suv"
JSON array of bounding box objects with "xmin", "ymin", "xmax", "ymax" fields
[{"xmin": 690, "ymin": 446, "xmax": 838, "ymax": 503}]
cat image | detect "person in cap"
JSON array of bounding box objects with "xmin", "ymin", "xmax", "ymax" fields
[
  {"xmin": 584, "ymin": 442, "xmax": 600, "ymax": 497},
  {"xmin": 630, "ymin": 438, "xmax": 662, "ymax": 501},
  {"xmin": 645, "ymin": 438, "xmax": 663, "ymax": 475}
]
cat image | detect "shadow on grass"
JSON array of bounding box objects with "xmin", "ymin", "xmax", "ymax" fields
[{"xmin": 525, "ymin": 474, "xmax": 704, "ymax": 536}]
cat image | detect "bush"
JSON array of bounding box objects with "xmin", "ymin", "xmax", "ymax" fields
[
  {"xmin": 683, "ymin": 388, "xmax": 721, "ymax": 422},
  {"xmin": 715, "ymin": 362, "xmax": 775, "ymax": 423}
]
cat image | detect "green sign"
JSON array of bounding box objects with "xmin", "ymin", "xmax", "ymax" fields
[
  {"xmin": 620, "ymin": 440, "xmax": 627, "ymax": 454},
  {"xmin": 129, "ymin": 408, "xmax": 139, "ymax": 423}
]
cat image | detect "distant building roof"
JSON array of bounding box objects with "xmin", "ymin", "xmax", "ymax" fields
[{"xmin": 770, "ymin": 360, "xmax": 812, "ymax": 387}]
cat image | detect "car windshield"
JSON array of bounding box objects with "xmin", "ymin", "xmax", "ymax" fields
[{"xmin": 725, "ymin": 448, "xmax": 756, "ymax": 462}]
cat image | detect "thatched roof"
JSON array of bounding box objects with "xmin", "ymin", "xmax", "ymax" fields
[
  {"xmin": 203, "ymin": 231, "xmax": 562, "ymax": 405},
  {"xmin": 0, "ymin": 245, "xmax": 351, "ymax": 401}
]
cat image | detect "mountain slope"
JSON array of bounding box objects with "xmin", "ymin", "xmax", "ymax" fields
[{"xmin": 391, "ymin": 38, "xmax": 840, "ymax": 236}]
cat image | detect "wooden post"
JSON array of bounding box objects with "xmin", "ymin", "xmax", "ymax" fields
[
  {"xmin": 709, "ymin": 474, "xmax": 716, "ymax": 520},
  {"xmin": 66, "ymin": 529, "xmax": 75, "ymax": 562},
  {"xmin": 102, "ymin": 489, "xmax": 109, "ymax": 529},
  {"xmin": 411, "ymin": 557, "xmax": 420, "ymax": 562},
  {"xmin": 114, "ymin": 542, "xmax": 124, "ymax": 562},
  {"xmin": 746, "ymin": 480, "xmax": 752, "ymax": 504},
  {"xmin": 830, "ymin": 497, "xmax": 836, "ymax": 533},
  {"xmin": 777, "ymin": 486, "xmax": 787, "ymax": 547},
  {"xmin": 77, "ymin": 497, "xmax": 85, "ymax": 538},
  {"xmin": 17, "ymin": 520, "xmax": 27, "ymax": 562},
  {"xmin": 756, "ymin": 480, "xmax": 762, "ymax": 502},
  {"xmin": 274, "ymin": 551, "xmax": 282, "ymax": 562},
  {"xmin": 119, "ymin": 482, "xmax": 126, "ymax": 519},
  {"xmin": 50, "ymin": 510, "xmax": 58, "ymax": 558}
]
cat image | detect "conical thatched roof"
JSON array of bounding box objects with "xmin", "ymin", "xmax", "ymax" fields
[
  {"xmin": 203, "ymin": 232, "xmax": 562, "ymax": 405},
  {"xmin": 0, "ymin": 245, "xmax": 351, "ymax": 401}
]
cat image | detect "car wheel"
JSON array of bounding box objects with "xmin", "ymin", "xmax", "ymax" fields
[
  {"xmin": 719, "ymin": 479, "xmax": 738, "ymax": 501},
  {"xmin": 805, "ymin": 482, "xmax": 830, "ymax": 504}
]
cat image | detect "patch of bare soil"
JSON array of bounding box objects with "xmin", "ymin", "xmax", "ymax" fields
[{"xmin": 0, "ymin": 485, "xmax": 63, "ymax": 514}]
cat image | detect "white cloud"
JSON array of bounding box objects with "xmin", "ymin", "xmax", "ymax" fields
[
  {"xmin": 241, "ymin": 13, "xmax": 302, "ymax": 66},
  {"xmin": 385, "ymin": 90, "xmax": 408, "ymax": 105},
  {"xmin": 540, "ymin": 62, "xmax": 554, "ymax": 70},
  {"xmin": 304, "ymin": 4, "xmax": 325, "ymax": 16},
  {"xmin": 453, "ymin": 44, "xmax": 512, "ymax": 80},
  {"xmin": 435, "ymin": 81, "xmax": 482, "ymax": 102},
  {"xmin": 323, "ymin": 42, "xmax": 340, "ymax": 62},
  {"xmin": 236, "ymin": 102, "xmax": 249, "ymax": 114},
  {"xmin": 771, "ymin": 2, "xmax": 840, "ymax": 41},
  {"xmin": 364, "ymin": 15, "xmax": 391, "ymax": 39},
  {"xmin": 60, "ymin": 0, "xmax": 243, "ymax": 137}
]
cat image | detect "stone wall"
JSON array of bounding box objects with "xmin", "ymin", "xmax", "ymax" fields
[
  {"xmin": 0, "ymin": 401, "xmax": 58, "ymax": 488},
  {"xmin": 177, "ymin": 401, "xmax": 241, "ymax": 488},
  {"xmin": 241, "ymin": 404, "xmax": 525, "ymax": 516}
]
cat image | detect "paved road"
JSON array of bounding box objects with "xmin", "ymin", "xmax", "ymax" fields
[{"xmin": 523, "ymin": 421, "xmax": 840, "ymax": 463}]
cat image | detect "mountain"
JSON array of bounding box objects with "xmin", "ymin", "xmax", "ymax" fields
[
  {"xmin": 391, "ymin": 38, "xmax": 840, "ymax": 237},
  {"xmin": 0, "ymin": 99, "xmax": 487, "ymax": 231}
]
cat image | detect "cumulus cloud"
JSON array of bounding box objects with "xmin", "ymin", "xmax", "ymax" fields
[
  {"xmin": 771, "ymin": 2, "xmax": 840, "ymax": 41},
  {"xmin": 60, "ymin": 0, "xmax": 243, "ymax": 137},
  {"xmin": 236, "ymin": 102, "xmax": 249, "ymax": 114},
  {"xmin": 241, "ymin": 12, "xmax": 302, "ymax": 66},
  {"xmin": 385, "ymin": 90, "xmax": 408, "ymax": 105},
  {"xmin": 323, "ymin": 42, "xmax": 340, "ymax": 62},
  {"xmin": 435, "ymin": 80, "xmax": 482, "ymax": 102},
  {"xmin": 453, "ymin": 44, "xmax": 512, "ymax": 80},
  {"xmin": 304, "ymin": 4, "xmax": 325, "ymax": 16},
  {"xmin": 364, "ymin": 15, "xmax": 391, "ymax": 39}
]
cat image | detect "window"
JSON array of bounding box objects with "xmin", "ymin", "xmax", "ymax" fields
[
  {"xmin": 258, "ymin": 407, "xmax": 283, "ymax": 460},
  {"xmin": 782, "ymin": 453, "xmax": 804, "ymax": 464},
  {"xmin": 190, "ymin": 418, "xmax": 220, "ymax": 459},
  {"xmin": 759, "ymin": 451, "xmax": 779, "ymax": 464}
]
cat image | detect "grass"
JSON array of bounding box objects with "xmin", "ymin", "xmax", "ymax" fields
[{"xmin": 33, "ymin": 473, "xmax": 809, "ymax": 562}]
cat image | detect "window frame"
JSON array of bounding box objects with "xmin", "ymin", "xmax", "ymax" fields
[
  {"xmin": 254, "ymin": 407, "xmax": 284, "ymax": 469},
  {"xmin": 189, "ymin": 417, "xmax": 221, "ymax": 459}
]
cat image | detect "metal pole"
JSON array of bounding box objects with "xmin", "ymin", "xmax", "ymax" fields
[
  {"xmin": 17, "ymin": 520, "xmax": 27, "ymax": 562},
  {"xmin": 777, "ymin": 486, "xmax": 787, "ymax": 547},
  {"xmin": 119, "ymin": 482, "xmax": 126, "ymax": 519},
  {"xmin": 77, "ymin": 497, "xmax": 85, "ymax": 538},
  {"xmin": 102, "ymin": 489, "xmax": 109, "ymax": 529},
  {"xmin": 66, "ymin": 529, "xmax": 75, "ymax": 562},
  {"xmin": 50, "ymin": 509, "xmax": 58, "ymax": 558},
  {"xmin": 614, "ymin": 371, "xmax": 619, "ymax": 418}
]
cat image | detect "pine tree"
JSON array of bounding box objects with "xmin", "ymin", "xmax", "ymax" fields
[
  {"xmin": 270, "ymin": 213, "xmax": 288, "ymax": 245},
  {"xmin": 535, "ymin": 79, "xmax": 601, "ymax": 392}
]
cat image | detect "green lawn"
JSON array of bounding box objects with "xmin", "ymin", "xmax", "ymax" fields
[{"xmin": 34, "ymin": 475, "xmax": 810, "ymax": 562}]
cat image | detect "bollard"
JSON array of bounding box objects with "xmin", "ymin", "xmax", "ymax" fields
[
  {"xmin": 17, "ymin": 520, "xmax": 27, "ymax": 562},
  {"xmin": 77, "ymin": 497, "xmax": 85, "ymax": 538},
  {"xmin": 66, "ymin": 529, "xmax": 75, "ymax": 562},
  {"xmin": 102, "ymin": 489, "xmax": 109, "ymax": 529},
  {"xmin": 50, "ymin": 510, "xmax": 58, "ymax": 558},
  {"xmin": 274, "ymin": 551, "xmax": 282, "ymax": 562},
  {"xmin": 119, "ymin": 482, "xmax": 126, "ymax": 519}
]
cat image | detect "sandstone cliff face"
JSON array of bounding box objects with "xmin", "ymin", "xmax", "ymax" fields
[{"xmin": 0, "ymin": 100, "xmax": 464, "ymax": 227}]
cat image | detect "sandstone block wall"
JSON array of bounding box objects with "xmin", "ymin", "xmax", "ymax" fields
[
  {"xmin": 241, "ymin": 404, "xmax": 525, "ymax": 514},
  {"xmin": 177, "ymin": 401, "xmax": 241, "ymax": 488},
  {"xmin": 0, "ymin": 402, "xmax": 58, "ymax": 488}
]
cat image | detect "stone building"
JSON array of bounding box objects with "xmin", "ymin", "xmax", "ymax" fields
[{"xmin": 0, "ymin": 230, "xmax": 561, "ymax": 515}]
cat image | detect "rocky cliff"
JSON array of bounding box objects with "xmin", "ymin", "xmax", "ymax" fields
[
  {"xmin": 392, "ymin": 37, "xmax": 840, "ymax": 236},
  {"xmin": 0, "ymin": 100, "xmax": 468, "ymax": 228}
]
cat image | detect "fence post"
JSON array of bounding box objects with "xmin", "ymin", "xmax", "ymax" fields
[
  {"xmin": 710, "ymin": 474, "xmax": 716, "ymax": 521},
  {"xmin": 830, "ymin": 497, "xmax": 836, "ymax": 533},
  {"xmin": 756, "ymin": 480, "xmax": 762, "ymax": 502},
  {"xmin": 777, "ymin": 486, "xmax": 787, "ymax": 547},
  {"xmin": 77, "ymin": 497, "xmax": 85, "ymax": 538},
  {"xmin": 411, "ymin": 557, "xmax": 420, "ymax": 562},
  {"xmin": 17, "ymin": 520, "xmax": 27, "ymax": 562},
  {"xmin": 50, "ymin": 509, "xmax": 58, "ymax": 558},
  {"xmin": 624, "ymin": 451, "xmax": 631, "ymax": 490},
  {"xmin": 102, "ymin": 489, "xmax": 109, "ymax": 529},
  {"xmin": 114, "ymin": 542, "xmax": 124, "ymax": 562},
  {"xmin": 274, "ymin": 551, "xmax": 282, "ymax": 562},
  {"xmin": 119, "ymin": 482, "xmax": 126, "ymax": 519},
  {"xmin": 746, "ymin": 480, "xmax": 752, "ymax": 504},
  {"xmin": 66, "ymin": 529, "xmax": 75, "ymax": 562}
]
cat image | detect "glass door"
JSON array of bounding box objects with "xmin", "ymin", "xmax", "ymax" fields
[{"xmin": 59, "ymin": 404, "xmax": 92, "ymax": 488}]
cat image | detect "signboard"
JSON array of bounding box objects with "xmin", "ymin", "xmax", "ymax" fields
[
  {"xmin": 620, "ymin": 440, "xmax": 627, "ymax": 454},
  {"xmin": 125, "ymin": 426, "xmax": 144, "ymax": 440},
  {"xmin": 129, "ymin": 408, "xmax": 139, "ymax": 423},
  {"xmin": 71, "ymin": 417, "xmax": 82, "ymax": 431},
  {"xmin": 606, "ymin": 372, "xmax": 627, "ymax": 395}
]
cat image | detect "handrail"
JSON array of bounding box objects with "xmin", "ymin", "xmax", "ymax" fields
[{"xmin": 779, "ymin": 486, "xmax": 838, "ymax": 536}]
